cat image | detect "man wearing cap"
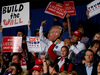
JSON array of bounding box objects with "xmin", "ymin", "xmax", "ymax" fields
[{"xmin": 64, "ymin": 30, "xmax": 86, "ymax": 60}]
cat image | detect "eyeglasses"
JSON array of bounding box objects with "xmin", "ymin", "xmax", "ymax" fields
[{"xmin": 85, "ymin": 54, "xmax": 94, "ymax": 56}]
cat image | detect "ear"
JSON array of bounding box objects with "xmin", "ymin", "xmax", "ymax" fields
[
  {"xmin": 78, "ymin": 37, "xmax": 81, "ymax": 41},
  {"xmin": 48, "ymin": 33, "xmax": 50, "ymax": 38},
  {"xmin": 23, "ymin": 35, "xmax": 25, "ymax": 37}
]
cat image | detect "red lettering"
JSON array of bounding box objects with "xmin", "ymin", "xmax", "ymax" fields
[
  {"xmin": 37, "ymin": 45, "xmax": 39, "ymax": 47},
  {"xmin": 3, "ymin": 18, "xmax": 23, "ymax": 26},
  {"xmin": 29, "ymin": 38, "xmax": 36, "ymax": 41},
  {"xmin": 92, "ymin": 8, "xmax": 94, "ymax": 10},
  {"xmin": 10, "ymin": 19, "xmax": 14, "ymax": 25},
  {"xmin": 95, "ymin": 7, "xmax": 97, "ymax": 9},
  {"xmin": 3, "ymin": 19, "xmax": 10, "ymax": 25},
  {"xmin": 19, "ymin": 18, "xmax": 23, "ymax": 23},
  {"xmin": 36, "ymin": 38, "xmax": 39, "ymax": 41},
  {"xmin": 34, "ymin": 45, "xmax": 36, "ymax": 47},
  {"xmin": 15, "ymin": 19, "xmax": 18, "ymax": 24}
]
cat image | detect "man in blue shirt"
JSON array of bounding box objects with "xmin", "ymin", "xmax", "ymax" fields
[{"xmin": 74, "ymin": 49, "xmax": 98, "ymax": 75}]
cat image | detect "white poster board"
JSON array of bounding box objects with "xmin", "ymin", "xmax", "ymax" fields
[
  {"xmin": 2, "ymin": 2, "xmax": 29, "ymax": 28},
  {"xmin": 87, "ymin": 0, "xmax": 100, "ymax": 18},
  {"xmin": 27, "ymin": 37, "xmax": 41, "ymax": 52}
]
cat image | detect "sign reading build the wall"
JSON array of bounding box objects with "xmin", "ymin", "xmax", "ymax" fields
[{"xmin": 2, "ymin": 2, "xmax": 29, "ymax": 28}]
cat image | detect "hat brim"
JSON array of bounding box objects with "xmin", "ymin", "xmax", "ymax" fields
[{"xmin": 72, "ymin": 33, "xmax": 81, "ymax": 38}]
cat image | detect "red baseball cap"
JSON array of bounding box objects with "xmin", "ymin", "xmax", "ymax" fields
[
  {"xmin": 35, "ymin": 58, "xmax": 43, "ymax": 65},
  {"xmin": 72, "ymin": 30, "xmax": 82, "ymax": 38},
  {"xmin": 30, "ymin": 65, "xmax": 42, "ymax": 72}
]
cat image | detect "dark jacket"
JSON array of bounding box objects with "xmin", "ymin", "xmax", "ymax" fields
[
  {"xmin": 74, "ymin": 63, "xmax": 97, "ymax": 75},
  {"xmin": 54, "ymin": 56, "xmax": 72, "ymax": 71}
]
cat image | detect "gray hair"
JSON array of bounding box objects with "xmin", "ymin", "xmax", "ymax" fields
[{"xmin": 49, "ymin": 25, "xmax": 62, "ymax": 34}]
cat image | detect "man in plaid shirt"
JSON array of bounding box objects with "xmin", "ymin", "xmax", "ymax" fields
[{"xmin": 72, "ymin": 40, "xmax": 100, "ymax": 65}]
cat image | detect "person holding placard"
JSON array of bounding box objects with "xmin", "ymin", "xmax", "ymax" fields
[
  {"xmin": 0, "ymin": 20, "xmax": 35, "ymax": 70},
  {"xmin": 85, "ymin": 10, "xmax": 99, "ymax": 39}
]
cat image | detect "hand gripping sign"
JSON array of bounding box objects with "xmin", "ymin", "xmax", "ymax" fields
[
  {"xmin": 45, "ymin": 1, "xmax": 66, "ymax": 18},
  {"xmin": 87, "ymin": 0, "xmax": 100, "ymax": 18},
  {"xmin": 2, "ymin": 2, "xmax": 29, "ymax": 28}
]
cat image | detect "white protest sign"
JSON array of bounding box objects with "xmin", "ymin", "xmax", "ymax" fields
[
  {"xmin": 87, "ymin": 0, "xmax": 100, "ymax": 18},
  {"xmin": 2, "ymin": 2, "xmax": 29, "ymax": 28},
  {"xmin": 27, "ymin": 37, "xmax": 41, "ymax": 52}
]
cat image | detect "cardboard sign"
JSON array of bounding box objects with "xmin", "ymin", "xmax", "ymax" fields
[
  {"xmin": 2, "ymin": 36, "xmax": 22, "ymax": 52},
  {"xmin": 87, "ymin": 0, "xmax": 100, "ymax": 18},
  {"xmin": 64, "ymin": 1, "xmax": 76, "ymax": 16},
  {"xmin": 27, "ymin": 37, "xmax": 41, "ymax": 52},
  {"xmin": 2, "ymin": 2, "xmax": 29, "ymax": 28},
  {"xmin": 45, "ymin": 1, "xmax": 66, "ymax": 18}
]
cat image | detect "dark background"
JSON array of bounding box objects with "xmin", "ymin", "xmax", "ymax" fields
[{"xmin": 0, "ymin": 0, "xmax": 94, "ymax": 10}]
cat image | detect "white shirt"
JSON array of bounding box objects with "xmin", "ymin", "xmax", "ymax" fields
[
  {"xmin": 39, "ymin": 26, "xmax": 64, "ymax": 57},
  {"xmin": 68, "ymin": 41, "xmax": 86, "ymax": 60}
]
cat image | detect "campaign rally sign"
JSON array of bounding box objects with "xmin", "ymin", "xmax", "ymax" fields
[
  {"xmin": 2, "ymin": 2, "xmax": 29, "ymax": 28},
  {"xmin": 87, "ymin": 0, "xmax": 100, "ymax": 18},
  {"xmin": 27, "ymin": 37, "xmax": 41, "ymax": 52},
  {"xmin": 45, "ymin": 1, "xmax": 66, "ymax": 18},
  {"xmin": 2, "ymin": 36, "xmax": 22, "ymax": 52},
  {"xmin": 64, "ymin": 1, "xmax": 76, "ymax": 16}
]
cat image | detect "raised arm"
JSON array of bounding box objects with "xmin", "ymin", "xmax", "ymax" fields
[
  {"xmin": 48, "ymin": 39, "xmax": 61, "ymax": 62},
  {"xmin": 0, "ymin": 24, "xmax": 3, "ymax": 45},
  {"xmin": 66, "ymin": 14, "xmax": 72, "ymax": 38},
  {"xmin": 39, "ymin": 20, "xmax": 49, "ymax": 45},
  {"xmin": 27, "ymin": 20, "xmax": 32, "ymax": 36}
]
